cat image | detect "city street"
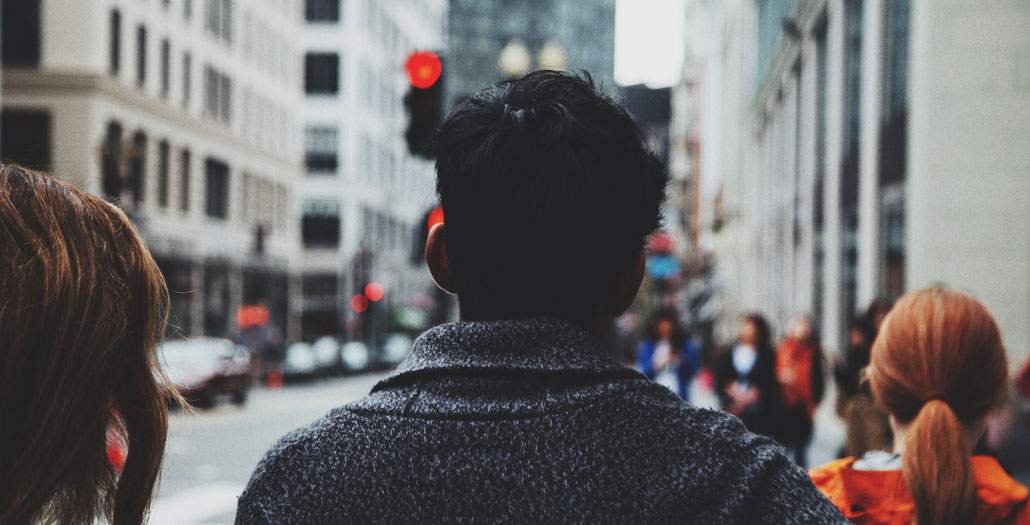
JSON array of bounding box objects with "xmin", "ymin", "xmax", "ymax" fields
[{"xmin": 151, "ymin": 373, "xmax": 387, "ymax": 525}]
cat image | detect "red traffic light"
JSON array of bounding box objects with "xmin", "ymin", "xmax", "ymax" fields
[
  {"xmin": 365, "ymin": 282, "xmax": 385, "ymax": 302},
  {"xmin": 350, "ymin": 294, "xmax": 369, "ymax": 313},
  {"xmin": 405, "ymin": 51, "xmax": 442, "ymax": 90}
]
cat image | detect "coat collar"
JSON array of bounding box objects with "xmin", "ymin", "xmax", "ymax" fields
[{"xmin": 372, "ymin": 317, "xmax": 640, "ymax": 391}]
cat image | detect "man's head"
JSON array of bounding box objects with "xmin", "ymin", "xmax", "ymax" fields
[{"xmin": 430, "ymin": 71, "xmax": 667, "ymax": 323}]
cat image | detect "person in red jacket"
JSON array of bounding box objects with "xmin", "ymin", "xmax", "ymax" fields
[
  {"xmin": 810, "ymin": 288, "xmax": 1030, "ymax": 524},
  {"xmin": 775, "ymin": 314, "xmax": 825, "ymax": 468}
]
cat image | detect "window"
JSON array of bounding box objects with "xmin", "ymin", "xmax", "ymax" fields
[
  {"xmin": 180, "ymin": 148, "xmax": 191, "ymax": 211},
  {"xmin": 205, "ymin": 0, "xmax": 233, "ymax": 44},
  {"xmin": 305, "ymin": 53, "xmax": 339, "ymax": 94},
  {"xmin": 0, "ymin": 109, "xmax": 51, "ymax": 171},
  {"xmin": 840, "ymin": 0, "xmax": 864, "ymax": 327},
  {"xmin": 812, "ymin": 18, "xmax": 828, "ymax": 330},
  {"xmin": 302, "ymin": 200, "xmax": 340, "ymax": 248},
  {"xmin": 182, "ymin": 52, "xmax": 192, "ymax": 108},
  {"xmin": 184, "ymin": 0, "xmax": 193, "ymax": 20},
  {"xmin": 305, "ymin": 126, "xmax": 339, "ymax": 173},
  {"xmin": 205, "ymin": 157, "xmax": 230, "ymax": 219},
  {"xmin": 221, "ymin": 0, "xmax": 233, "ymax": 43},
  {"xmin": 157, "ymin": 140, "xmax": 170, "ymax": 207},
  {"xmin": 1, "ymin": 0, "xmax": 41, "ymax": 67},
  {"xmin": 302, "ymin": 274, "xmax": 338, "ymax": 298},
  {"xmin": 219, "ymin": 73, "xmax": 232, "ymax": 122},
  {"xmin": 204, "ymin": 65, "xmax": 232, "ymax": 123},
  {"xmin": 879, "ymin": 0, "xmax": 910, "ymax": 301},
  {"xmin": 109, "ymin": 9, "xmax": 121, "ymax": 75},
  {"xmin": 306, "ymin": 0, "xmax": 340, "ymax": 22},
  {"xmin": 128, "ymin": 131, "xmax": 147, "ymax": 207},
  {"xmin": 101, "ymin": 121, "xmax": 123, "ymax": 201},
  {"xmin": 136, "ymin": 25, "xmax": 148, "ymax": 88},
  {"xmin": 160, "ymin": 39, "xmax": 171, "ymax": 98}
]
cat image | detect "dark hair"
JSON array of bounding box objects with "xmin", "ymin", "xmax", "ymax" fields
[
  {"xmin": 646, "ymin": 308, "xmax": 687, "ymax": 348},
  {"xmin": 862, "ymin": 297, "xmax": 892, "ymax": 341},
  {"xmin": 742, "ymin": 313, "xmax": 773, "ymax": 350},
  {"xmin": 435, "ymin": 70, "xmax": 667, "ymax": 321},
  {"xmin": 0, "ymin": 165, "xmax": 180, "ymax": 524}
]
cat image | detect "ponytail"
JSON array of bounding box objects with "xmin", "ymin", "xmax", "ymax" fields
[
  {"xmin": 903, "ymin": 399, "xmax": 976, "ymax": 525},
  {"xmin": 867, "ymin": 289, "xmax": 1009, "ymax": 525}
]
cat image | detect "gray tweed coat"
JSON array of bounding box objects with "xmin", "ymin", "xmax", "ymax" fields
[{"xmin": 235, "ymin": 317, "xmax": 845, "ymax": 524}]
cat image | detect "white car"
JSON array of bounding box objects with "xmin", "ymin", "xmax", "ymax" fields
[
  {"xmin": 158, "ymin": 338, "xmax": 251, "ymax": 408},
  {"xmin": 340, "ymin": 341, "xmax": 371, "ymax": 372},
  {"xmin": 312, "ymin": 336, "xmax": 341, "ymax": 374},
  {"xmin": 382, "ymin": 333, "xmax": 413, "ymax": 365},
  {"xmin": 283, "ymin": 342, "xmax": 317, "ymax": 381}
]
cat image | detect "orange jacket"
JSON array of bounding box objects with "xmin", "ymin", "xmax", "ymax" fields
[
  {"xmin": 776, "ymin": 339, "xmax": 817, "ymax": 415},
  {"xmin": 810, "ymin": 456, "xmax": 1030, "ymax": 524}
]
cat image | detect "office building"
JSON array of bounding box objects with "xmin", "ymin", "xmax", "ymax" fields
[
  {"xmin": 298, "ymin": 0, "xmax": 446, "ymax": 341},
  {"xmin": 680, "ymin": 0, "xmax": 1030, "ymax": 366},
  {"xmin": 1, "ymin": 0, "xmax": 304, "ymax": 339}
]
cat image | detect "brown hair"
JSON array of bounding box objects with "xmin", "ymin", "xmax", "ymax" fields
[
  {"xmin": 0, "ymin": 165, "xmax": 180, "ymax": 524},
  {"xmin": 868, "ymin": 288, "xmax": 1008, "ymax": 525}
]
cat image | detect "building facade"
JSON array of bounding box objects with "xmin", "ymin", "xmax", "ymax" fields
[
  {"xmin": 298, "ymin": 0, "xmax": 445, "ymax": 342},
  {"xmin": 681, "ymin": 0, "xmax": 1030, "ymax": 366},
  {"xmin": 1, "ymin": 0, "xmax": 304, "ymax": 340},
  {"xmin": 445, "ymin": 0, "xmax": 616, "ymax": 105}
]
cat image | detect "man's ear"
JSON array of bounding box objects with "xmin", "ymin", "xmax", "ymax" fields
[
  {"xmin": 425, "ymin": 223, "xmax": 457, "ymax": 295},
  {"xmin": 611, "ymin": 251, "xmax": 645, "ymax": 316}
]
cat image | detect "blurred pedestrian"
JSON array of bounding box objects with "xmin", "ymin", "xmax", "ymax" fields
[
  {"xmin": 0, "ymin": 165, "xmax": 182, "ymax": 524},
  {"xmin": 775, "ymin": 314, "xmax": 826, "ymax": 467},
  {"xmin": 236, "ymin": 72, "xmax": 844, "ymax": 523},
  {"xmin": 637, "ymin": 308, "xmax": 700, "ymax": 402},
  {"xmin": 834, "ymin": 301, "xmax": 893, "ymax": 457},
  {"xmin": 811, "ymin": 288, "xmax": 1030, "ymax": 524},
  {"xmin": 714, "ymin": 313, "xmax": 785, "ymax": 442}
]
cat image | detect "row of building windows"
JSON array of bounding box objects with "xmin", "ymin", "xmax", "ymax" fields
[
  {"xmin": 104, "ymin": 7, "xmax": 298, "ymax": 160},
  {"xmin": 754, "ymin": 0, "xmax": 910, "ymax": 331},
  {"xmin": 2, "ymin": 111, "xmax": 290, "ymax": 236},
  {"xmin": 303, "ymin": 52, "xmax": 402, "ymax": 133},
  {"xmin": 301, "ymin": 200, "xmax": 412, "ymax": 254},
  {"xmin": 242, "ymin": 8, "xmax": 296, "ymax": 85},
  {"xmin": 303, "ymin": 124, "xmax": 421, "ymax": 206}
]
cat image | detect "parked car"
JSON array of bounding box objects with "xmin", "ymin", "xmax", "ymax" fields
[
  {"xmin": 312, "ymin": 336, "xmax": 341, "ymax": 375},
  {"xmin": 282, "ymin": 342, "xmax": 318, "ymax": 382},
  {"xmin": 340, "ymin": 341, "xmax": 371, "ymax": 373},
  {"xmin": 159, "ymin": 338, "xmax": 251, "ymax": 409},
  {"xmin": 381, "ymin": 333, "xmax": 413, "ymax": 365}
]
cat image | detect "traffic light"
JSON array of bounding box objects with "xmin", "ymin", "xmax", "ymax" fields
[{"xmin": 404, "ymin": 51, "xmax": 444, "ymax": 159}]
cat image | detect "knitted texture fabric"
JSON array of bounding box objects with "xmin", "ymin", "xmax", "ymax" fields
[{"xmin": 236, "ymin": 317, "xmax": 845, "ymax": 524}]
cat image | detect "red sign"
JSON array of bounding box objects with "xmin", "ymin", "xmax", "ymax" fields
[
  {"xmin": 405, "ymin": 51, "xmax": 442, "ymax": 90},
  {"xmin": 237, "ymin": 305, "xmax": 270, "ymax": 329}
]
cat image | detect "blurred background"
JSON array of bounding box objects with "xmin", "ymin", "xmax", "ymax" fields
[{"xmin": 1, "ymin": 0, "xmax": 1028, "ymax": 523}]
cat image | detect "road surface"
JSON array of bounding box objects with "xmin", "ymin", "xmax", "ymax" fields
[{"xmin": 152, "ymin": 373, "xmax": 387, "ymax": 524}]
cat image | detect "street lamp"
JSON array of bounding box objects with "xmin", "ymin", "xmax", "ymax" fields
[
  {"xmin": 498, "ymin": 38, "xmax": 532, "ymax": 79},
  {"xmin": 537, "ymin": 41, "xmax": 567, "ymax": 71}
]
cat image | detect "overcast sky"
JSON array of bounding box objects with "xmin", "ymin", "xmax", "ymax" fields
[{"xmin": 614, "ymin": 0, "xmax": 685, "ymax": 88}]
